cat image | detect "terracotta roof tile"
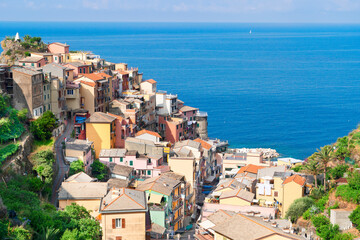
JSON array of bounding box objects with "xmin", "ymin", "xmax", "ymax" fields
[
  {"xmin": 282, "ymin": 174, "xmax": 306, "ymax": 186},
  {"xmin": 81, "ymin": 72, "xmax": 111, "ymax": 81},
  {"xmin": 135, "ymin": 129, "xmax": 161, "ymax": 139},
  {"xmin": 194, "ymin": 138, "xmax": 212, "ymax": 150},
  {"xmin": 237, "ymin": 164, "xmax": 265, "ymax": 175},
  {"xmin": 146, "ymin": 79, "xmax": 157, "ymax": 84},
  {"xmin": 80, "ymin": 80, "xmax": 96, "ymax": 87}
]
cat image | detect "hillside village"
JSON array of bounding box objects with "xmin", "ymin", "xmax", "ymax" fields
[{"xmin": 1, "ymin": 35, "xmax": 360, "ymax": 240}]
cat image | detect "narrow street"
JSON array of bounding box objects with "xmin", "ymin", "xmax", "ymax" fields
[{"xmin": 51, "ymin": 120, "xmax": 73, "ymax": 206}]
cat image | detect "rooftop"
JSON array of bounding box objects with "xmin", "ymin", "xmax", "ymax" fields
[
  {"xmin": 237, "ymin": 164, "xmax": 265, "ymax": 175},
  {"xmin": 65, "ymin": 138, "xmax": 93, "ymax": 152},
  {"xmin": 86, "ymin": 112, "xmax": 116, "ymax": 123},
  {"xmin": 107, "ymin": 178, "xmax": 129, "ymax": 188},
  {"xmin": 67, "ymin": 62, "xmax": 90, "ymax": 68},
  {"xmin": 65, "ymin": 172, "xmax": 96, "ymax": 183},
  {"xmin": 174, "ymin": 139, "xmax": 201, "ymax": 150},
  {"xmin": 100, "ymin": 188, "xmax": 147, "ymax": 213},
  {"xmin": 135, "ymin": 129, "xmax": 161, "ymax": 139},
  {"xmin": 137, "ymin": 175, "xmax": 181, "ymax": 196},
  {"xmin": 12, "ymin": 67, "xmax": 41, "ymax": 76},
  {"xmin": 19, "ymin": 56, "xmax": 44, "ymax": 63},
  {"xmin": 180, "ymin": 105, "xmax": 199, "ymax": 112},
  {"xmin": 194, "ymin": 138, "xmax": 212, "ymax": 150},
  {"xmin": 219, "ymin": 188, "xmax": 255, "ymax": 203},
  {"xmin": 58, "ymin": 182, "xmax": 108, "ymax": 200},
  {"xmin": 50, "ymin": 42, "xmax": 69, "ymax": 47},
  {"xmin": 145, "ymin": 79, "xmax": 156, "ymax": 84},
  {"xmin": 109, "ymin": 163, "xmax": 134, "ymax": 176},
  {"xmin": 99, "ymin": 148, "xmax": 126, "ymax": 158},
  {"xmin": 282, "ymin": 174, "xmax": 306, "ymax": 186}
]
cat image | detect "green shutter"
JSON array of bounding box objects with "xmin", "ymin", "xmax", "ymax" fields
[
  {"xmin": 147, "ymin": 170, "xmax": 151, "ymax": 175},
  {"xmin": 109, "ymin": 157, "xmax": 112, "ymax": 162},
  {"xmin": 120, "ymin": 157, "xmax": 123, "ymax": 162},
  {"xmin": 130, "ymin": 161, "xmax": 133, "ymax": 166}
]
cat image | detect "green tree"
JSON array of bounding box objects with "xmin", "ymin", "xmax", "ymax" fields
[
  {"xmin": 349, "ymin": 206, "xmax": 360, "ymax": 231},
  {"xmin": 303, "ymin": 159, "xmax": 321, "ymax": 188},
  {"xmin": 286, "ymin": 197, "xmax": 315, "ymax": 222},
  {"xmin": 91, "ymin": 160, "xmax": 107, "ymax": 181},
  {"xmin": 30, "ymin": 111, "xmax": 57, "ymax": 141},
  {"xmin": 314, "ymin": 145, "xmax": 334, "ymax": 191},
  {"xmin": 69, "ymin": 160, "xmax": 85, "ymax": 176},
  {"xmin": 17, "ymin": 109, "xmax": 28, "ymax": 122}
]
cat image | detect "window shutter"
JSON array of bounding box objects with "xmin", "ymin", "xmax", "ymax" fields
[
  {"xmin": 112, "ymin": 219, "xmax": 116, "ymax": 229},
  {"xmin": 122, "ymin": 218, "xmax": 125, "ymax": 228}
]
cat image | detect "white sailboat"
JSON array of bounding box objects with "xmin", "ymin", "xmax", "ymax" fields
[
  {"xmin": 249, "ymin": 30, "xmax": 252, "ymax": 34},
  {"xmin": 15, "ymin": 32, "xmax": 20, "ymax": 41}
]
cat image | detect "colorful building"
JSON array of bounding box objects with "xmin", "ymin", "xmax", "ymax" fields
[
  {"xmin": 98, "ymin": 188, "xmax": 149, "ymax": 240},
  {"xmin": 85, "ymin": 112, "xmax": 117, "ymax": 158}
]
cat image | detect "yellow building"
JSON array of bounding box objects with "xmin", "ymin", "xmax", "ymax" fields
[
  {"xmin": 256, "ymin": 173, "xmax": 305, "ymax": 217},
  {"xmin": 98, "ymin": 188, "xmax": 149, "ymax": 240},
  {"xmin": 85, "ymin": 112, "xmax": 117, "ymax": 158},
  {"xmin": 58, "ymin": 182, "xmax": 108, "ymax": 212}
]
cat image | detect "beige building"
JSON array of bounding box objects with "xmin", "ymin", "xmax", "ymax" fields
[
  {"xmin": 65, "ymin": 138, "xmax": 94, "ymax": 174},
  {"xmin": 75, "ymin": 72, "xmax": 113, "ymax": 114},
  {"xmin": 98, "ymin": 188, "xmax": 148, "ymax": 240},
  {"xmin": 58, "ymin": 182, "xmax": 108, "ymax": 213},
  {"xmin": 256, "ymin": 172, "xmax": 306, "ymax": 218},
  {"xmin": 12, "ymin": 67, "xmax": 45, "ymax": 118}
]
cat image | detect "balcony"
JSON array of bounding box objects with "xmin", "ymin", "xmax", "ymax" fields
[
  {"xmin": 185, "ymin": 192, "xmax": 194, "ymax": 201},
  {"xmin": 172, "ymin": 194, "xmax": 181, "ymax": 201},
  {"xmin": 58, "ymin": 96, "xmax": 65, "ymax": 101},
  {"xmin": 172, "ymin": 200, "xmax": 183, "ymax": 212},
  {"xmin": 97, "ymin": 87, "xmax": 102, "ymax": 91}
]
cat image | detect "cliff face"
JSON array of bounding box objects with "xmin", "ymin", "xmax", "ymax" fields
[
  {"xmin": 0, "ymin": 39, "xmax": 26, "ymax": 65},
  {"xmin": 0, "ymin": 38, "xmax": 47, "ymax": 66}
]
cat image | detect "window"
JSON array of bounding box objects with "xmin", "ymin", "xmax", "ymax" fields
[
  {"xmin": 22, "ymin": 63, "xmax": 25, "ymax": 66},
  {"xmin": 67, "ymin": 56, "xmax": 69, "ymax": 60},
  {"xmin": 67, "ymin": 89, "xmax": 74, "ymax": 95},
  {"xmin": 109, "ymin": 157, "xmax": 113, "ymax": 162},
  {"xmin": 38, "ymin": 63, "xmax": 41, "ymax": 67},
  {"xmin": 79, "ymin": 68, "xmax": 82, "ymax": 74},
  {"xmin": 147, "ymin": 170, "xmax": 151, "ymax": 175},
  {"xmin": 44, "ymin": 86, "xmax": 46, "ymax": 91},
  {"xmin": 130, "ymin": 161, "xmax": 133, "ymax": 166},
  {"xmin": 184, "ymin": 112, "xmax": 186, "ymax": 116},
  {"xmin": 43, "ymin": 106, "xmax": 46, "ymax": 112},
  {"xmin": 120, "ymin": 157, "xmax": 123, "ymax": 162},
  {"xmin": 113, "ymin": 218, "xmax": 125, "ymax": 229},
  {"xmin": 44, "ymin": 95, "xmax": 46, "ymax": 100},
  {"xmin": 55, "ymin": 57, "xmax": 57, "ymax": 61},
  {"xmin": 47, "ymin": 94, "xmax": 50, "ymax": 99},
  {"xmin": 176, "ymin": 125, "xmax": 178, "ymax": 130},
  {"xmin": 193, "ymin": 110, "xmax": 196, "ymax": 114},
  {"xmin": 48, "ymin": 104, "xmax": 51, "ymax": 110},
  {"xmin": 40, "ymin": 108, "xmax": 42, "ymax": 114},
  {"xmin": 197, "ymin": 123, "xmax": 199, "ymax": 127},
  {"xmin": 67, "ymin": 71, "xmax": 69, "ymax": 76},
  {"xmin": 274, "ymin": 191, "xmax": 278, "ymax": 197},
  {"xmin": 164, "ymin": 117, "xmax": 166, "ymax": 121},
  {"xmin": 47, "ymin": 85, "xmax": 49, "ymax": 90},
  {"xmin": 190, "ymin": 117, "xmax": 192, "ymax": 121},
  {"xmin": 148, "ymin": 158, "xmax": 151, "ymax": 164},
  {"xmin": 31, "ymin": 63, "xmax": 34, "ymax": 67}
]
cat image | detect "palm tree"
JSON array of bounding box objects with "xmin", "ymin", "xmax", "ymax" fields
[
  {"xmin": 314, "ymin": 145, "xmax": 334, "ymax": 191},
  {"xmin": 303, "ymin": 159, "xmax": 321, "ymax": 188}
]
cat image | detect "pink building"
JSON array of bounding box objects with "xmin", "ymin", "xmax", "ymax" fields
[
  {"xmin": 107, "ymin": 113, "xmax": 133, "ymax": 148},
  {"xmin": 100, "ymin": 150, "xmax": 168, "ymax": 178},
  {"xmin": 179, "ymin": 105, "xmax": 198, "ymax": 139},
  {"xmin": 158, "ymin": 115, "xmax": 186, "ymax": 143},
  {"xmin": 63, "ymin": 62, "xmax": 92, "ymax": 77},
  {"xmin": 48, "ymin": 42, "xmax": 70, "ymax": 54},
  {"xmin": 19, "ymin": 56, "xmax": 46, "ymax": 68}
]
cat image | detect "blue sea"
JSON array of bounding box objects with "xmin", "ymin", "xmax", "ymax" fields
[{"xmin": 1, "ymin": 22, "xmax": 360, "ymax": 159}]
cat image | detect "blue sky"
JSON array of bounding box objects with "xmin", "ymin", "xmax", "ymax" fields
[{"xmin": 0, "ymin": 0, "xmax": 360, "ymax": 23}]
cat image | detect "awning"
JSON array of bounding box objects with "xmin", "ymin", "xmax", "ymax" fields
[
  {"xmin": 265, "ymin": 201, "xmax": 274, "ymax": 205},
  {"xmin": 149, "ymin": 194, "xmax": 163, "ymax": 204},
  {"xmin": 199, "ymin": 220, "xmax": 215, "ymax": 230},
  {"xmin": 252, "ymin": 199, "xmax": 259, "ymax": 203}
]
